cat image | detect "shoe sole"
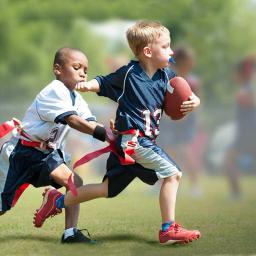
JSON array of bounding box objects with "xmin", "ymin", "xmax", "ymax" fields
[
  {"xmin": 160, "ymin": 233, "xmax": 201, "ymax": 245},
  {"xmin": 33, "ymin": 188, "xmax": 58, "ymax": 228}
]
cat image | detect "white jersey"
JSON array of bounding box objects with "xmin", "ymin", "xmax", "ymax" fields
[{"xmin": 21, "ymin": 79, "xmax": 96, "ymax": 149}]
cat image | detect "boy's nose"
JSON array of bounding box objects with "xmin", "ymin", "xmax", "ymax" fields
[{"xmin": 80, "ymin": 72, "xmax": 86, "ymax": 78}]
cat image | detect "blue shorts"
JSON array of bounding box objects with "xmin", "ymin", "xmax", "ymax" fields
[
  {"xmin": 104, "ymin": 134, "xmax": 181, "ymax": 197},
  {"xmin": 0, "ymin": 139, "xmax": 64, "ymax": 212}
]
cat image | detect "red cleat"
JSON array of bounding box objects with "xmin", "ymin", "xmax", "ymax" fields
[
  {"xmin": 33, "ymin": 188, "xmax": 63, "ymax": 228},
  {"xmin": 159, "ymin": 222, "xmax": 201, "ymax": 245}
]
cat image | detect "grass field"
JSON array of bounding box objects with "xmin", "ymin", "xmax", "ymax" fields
[{"xmin": 1, "ymin": 174, "xmax": 255, "ymax": 256}]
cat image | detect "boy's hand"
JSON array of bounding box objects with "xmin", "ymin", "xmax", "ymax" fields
[
  {"xmin": 109, "ymin": 119, "xmax": 118, "ymax": 134},
  {"xmin": 105, "ymin": 127, "xmax": 116, "ymax": 143},
  {"xmin": 75, "ymin": 79, "xmax": 100, "ymax": 92},
  {"xmin": 180, "ymin": 94, "xmax": 200, "ymax": 115},
  {"xmin": 76, "ymin": 82, "xmax": 91, "ymax": 92},
  {"xmin": 105, "ymin": 119, "xmax": 118, "ymax": 142}
]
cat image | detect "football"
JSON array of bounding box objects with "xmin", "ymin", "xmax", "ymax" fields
[{"xmin": 163, "ymin": 76, "xmax": 192, "ymax": 120}]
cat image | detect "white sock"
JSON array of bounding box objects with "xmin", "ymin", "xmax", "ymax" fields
[{"xmin": 64, "ymin": 227, "xmax": 76, "ymax": 239}]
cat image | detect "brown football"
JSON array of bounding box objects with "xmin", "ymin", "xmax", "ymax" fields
[{"xmin": 163, "ymin": 76, "xmax": 192, "ymax": 120}]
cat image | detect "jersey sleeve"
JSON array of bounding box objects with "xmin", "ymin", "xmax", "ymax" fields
[
  {"xmin": 95, "ymin": 65, "xmax": 129, "ymax": 102},
  {"xmin": 36, "ymin": 83, "xmax": 77, "ymax": 123}
]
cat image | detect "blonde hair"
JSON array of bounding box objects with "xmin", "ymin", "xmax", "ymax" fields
[{"xmin": 126, "ymin": 20, "xmax": 170, "ymax": 57}]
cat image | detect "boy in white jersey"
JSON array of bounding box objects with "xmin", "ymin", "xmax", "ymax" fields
[{"xmin": 0, "ymin": 47, "xmax": 113, "ymax": 243}]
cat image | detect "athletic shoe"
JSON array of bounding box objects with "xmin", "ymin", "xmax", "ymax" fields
[
  {"xmin": 33, "ymin": 187, "xmax": 63, "ymax": 228},
  {"xmin": 61, "ymin": 228, "xmax": 97, "ymax": 244},
  {"xmin": 159, "ymin": 222, "xmax": 201, "ymax": 245}
]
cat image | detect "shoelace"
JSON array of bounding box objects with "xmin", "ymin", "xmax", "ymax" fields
[{"xmin": 173, "ymin": 223, "xmax": 185, "ymax": 232}]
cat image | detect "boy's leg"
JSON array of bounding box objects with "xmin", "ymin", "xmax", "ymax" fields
[
  {"xmin": 127, "ymin": 136, "xmax": 201, "ymax": 244},
  {"xmin": 49, "ymin": 164, "xmax": 83, "ymax": 229},
  {"xmin": 159, "ymin": 173, "xmax": 181, "ymax": 223},
  {"xmin": 158, "ymin": 173, "xmax": 199, "ymax": 244},
  {"xmin": 64, "ymin": 178, "xmax": 109, "ymax": 207},
  {"xmin": 33, "ymin": 158, "xmax": 136, "ymax": 227},
  {"xmin": 64, "ymin": 155, "xmax": 136, "ymax": 207},
  {"xmin": 34, "ymin": 163, "xmax": 96, "ymax": 243},
  {"xmin": 34, "ymin": 164, "xmax": 109, "ymax": 225},
  {"xmin": 33, "ymin": 163, "xmax": 80, "ymax": 228}
]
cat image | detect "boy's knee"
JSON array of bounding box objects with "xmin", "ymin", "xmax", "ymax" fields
[
  {"xmin": 165, "ymin": 172, "xmax": 182, "ymax": 182},
  {"xmin": 73, "ymin": 174, "xmax": 83, "ymax": 187},
  {"xmin": 0, "ymin": 211, "xmax": 6, "ymax": 216},
  {"xmin": 176, "ymin": 171, "xmax": 182, "ymax": 180}
]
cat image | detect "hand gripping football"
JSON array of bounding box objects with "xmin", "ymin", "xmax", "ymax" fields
[{"xmin": 163, "ymin": 76, "xmax": 192, "ymax": 120}]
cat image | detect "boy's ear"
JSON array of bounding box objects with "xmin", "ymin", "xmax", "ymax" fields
[
  {"xmin": 143, "ymin": 46, "xmax": 152, "ymax": 58},
  {"xmin": 53, "ymin": 63, "xmax": 61, "ymax": 76}
]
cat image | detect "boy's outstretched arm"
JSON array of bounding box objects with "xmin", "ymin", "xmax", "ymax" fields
[
  {"xmin": 180, "ymin": 92, "xmax": 200, "ymax": 115},
  {"xmin": 76, "ymin": 79, "xmax": 100, "ymax": 92},
  {"xmin": 64, "ymin": 114, "xmax": 113, "ymax": 142}
]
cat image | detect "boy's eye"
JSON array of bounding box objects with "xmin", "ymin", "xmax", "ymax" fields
[{"xmin": 73, "ymin": 63, "xmax": 81, "ymax": 70}]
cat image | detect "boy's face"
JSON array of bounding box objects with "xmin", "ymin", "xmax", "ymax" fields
[
  {"xmin": 148, "ymin": 32, "xmax": 173, "ymax": 69},
  {"xmin": 54, "ymin": 50, "xmax": 88, "ymax": 90}
]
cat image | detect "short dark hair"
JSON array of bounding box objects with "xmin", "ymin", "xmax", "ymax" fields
[{"xmin": 53, "ymin": 47, "xmax": 82, "ymax": 66}]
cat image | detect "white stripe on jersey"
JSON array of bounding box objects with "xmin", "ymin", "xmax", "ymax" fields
[
  {"xmin": 163, "ymin": 70, "xmax": 174, "ymax": 94},
  {"xmin": 117, "ymin": 65, "xmax": 134, "ymax": 103}
]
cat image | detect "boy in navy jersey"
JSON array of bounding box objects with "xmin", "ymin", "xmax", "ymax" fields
[
  {"xmin": 35, "ymin": 21, "xmax": 201, "ymax": 245},
  {"xmin": 0, "ymin": 47, "xmax": 113, "ymax": 243}
]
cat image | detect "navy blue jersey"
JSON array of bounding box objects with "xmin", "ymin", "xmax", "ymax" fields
[{"xmin": 96, "ymin": 60, "xmax": 175, "ymax": 139}]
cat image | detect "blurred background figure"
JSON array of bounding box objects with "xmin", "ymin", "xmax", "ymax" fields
[
  {"xmin": 222, "ymin": 56, "xmax": 256, "ymax": 200},
  {"xmin": 158, "ymin": 46, "xmax": 207, "ymax": 198}
]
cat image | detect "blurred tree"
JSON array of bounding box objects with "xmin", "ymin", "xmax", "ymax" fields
[{"xmin": 0, "ymin": 0, "xmax": 255, "ymax": 109}]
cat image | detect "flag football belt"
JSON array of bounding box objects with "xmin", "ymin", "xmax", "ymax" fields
[
  {"xmin": 0, "ymin": 118, "xmax": 53, "ymax": 207},
  {"xmin": 68, "ymin": 129, "xmax": 145, "ymax": 197},
  {"xmin": 73, "ymin": 128, "xmax": 144, "ymax": 169},
  {"xmin": 0, "ymin": 118, "xmax": 144, "ymax": 200},
  {"xmin": 17, "ymin": 123, "xmax": 53, "ymax": 150},
  {"xmin": 0, "ymin": 118, "xmax": 21, "ymax": 138},
  {"xmin": 0, "ymin": 118, "xmax": 30, "ymax": 208},
  {"xmin": 20, "ymin": 139, "xmax": 52, "ymax": 150},
  {"xmin": 119, "ymin": 129, "xmax": 144, "ymax": 137}
]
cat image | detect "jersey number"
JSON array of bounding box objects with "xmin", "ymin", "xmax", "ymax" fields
[{"xmin": 142, "ymin": 109, "xmax": 161, "ymax": 137}]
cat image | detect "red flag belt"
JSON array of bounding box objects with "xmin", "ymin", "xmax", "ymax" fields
[
  {"xmin": 1, "ymin": 119, "xmax": 142, "ymax": 201},
  {"xmin": 72, "ymin": 129, "xmax": 144, "ymax": 170},
  {"xmin": 0, "ymin": 118, "xmax": 30, "ymax": 207},
  {"xmin": 69, "ymin": 129, "xmax": 144, "ymax": 196}
]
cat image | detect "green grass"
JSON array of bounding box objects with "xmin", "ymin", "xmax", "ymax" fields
[{"xmin": 1, "ymin": 175, "xmax": 255, "ymax": 256}]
